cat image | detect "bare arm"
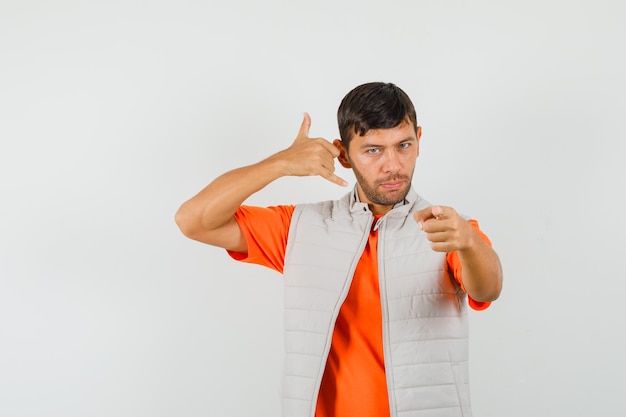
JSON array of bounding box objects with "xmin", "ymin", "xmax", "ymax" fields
[
  {"xmin": 414, "ymin": 206, "xmax": 503, "ymax": 302},
  {"xmin": 174, "ymin": 113, "xmax": 347, "ymax": 252}
]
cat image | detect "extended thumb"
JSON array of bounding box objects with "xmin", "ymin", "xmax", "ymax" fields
[{"xmin": 296, "ymin": 112, "xmax": 311, "ymax": 139}]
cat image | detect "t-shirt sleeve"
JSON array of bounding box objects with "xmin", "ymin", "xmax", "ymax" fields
[
  {"xmin": 226, "ymin": 205, "xmax": 295, "ymax": 273},
  {"xmin": 446, "ymin": 219, "xmax": 493, "ymax": 311}
]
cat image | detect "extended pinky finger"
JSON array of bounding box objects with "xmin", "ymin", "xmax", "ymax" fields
[{"xmin": 322, "ymin": 172, "xmax": 348, "ymax": 187}]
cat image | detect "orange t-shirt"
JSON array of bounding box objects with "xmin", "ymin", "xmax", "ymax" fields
[{"xmin": 229, "ymin": 205, "xmax": 491, "ymax": 417}]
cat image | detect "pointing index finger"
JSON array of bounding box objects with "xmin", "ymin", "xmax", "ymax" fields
[
  {"xmin": 432, "ymin": 205, "xmax": 444, "ymax": 219},
  {"xmin": 414, "ymin": 206, "xmax": 434, "ymax": 220}
]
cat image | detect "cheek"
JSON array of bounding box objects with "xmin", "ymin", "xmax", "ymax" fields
[
  {"xmin": 403, "ymin": 151, "xmax": 419, "ymax": 165},
  {"xmin": 352, "ymin": 158, "xmax": 380, "ymax": 175}
]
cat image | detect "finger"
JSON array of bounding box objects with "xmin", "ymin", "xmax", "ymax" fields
[
  {"xmin": 320, "ymin": 139, "xmax": 341, "ymax": 158},
  {"xmin": 322, "ymin": 171, "xmax": 348, "ymax": 187},
  {"xmin": 420, "ymin": 220, "xmax": 447, "ymax": 234},
  {"xmin": 296, "ymin": 112, "xmax": 311, "ymax": 141},
  {"xmin": 430, "ymin": 241, "xmax": 453, "ymax": 253},
  {"xmin": 319, "ymin": 156, "xmax": 337, "ymax": 173},
  {"xmin": 432, "ymin": 205, "xmax": 459, "ymax": 221},
  {"xmin": 317, "ymin": 161, "xmax": 347, "ymax": 187},
  {"xmin": 423, "ymin": 230, "xmax": 448, "ymax": 242},
  {"xmin": 413, "ymin": 206, "xmax": 436, "ymax": 228},
  {"xmin": 432, "ymin": 205, "xmax": 444, "ymax": 219}
]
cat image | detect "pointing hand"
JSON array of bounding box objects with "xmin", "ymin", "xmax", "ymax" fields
[{"xmin": 413, "ymin": 205, "xmax": 475, "ymax": 252}]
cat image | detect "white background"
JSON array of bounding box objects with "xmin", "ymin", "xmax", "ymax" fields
[{"xmin": 1, "ymin": 1, "xmax": 625, "ymax": 416}]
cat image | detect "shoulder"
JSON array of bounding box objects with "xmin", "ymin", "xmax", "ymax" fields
[{"xmin": 294, "ymin": 192, "xmax": 352, "ymax": 218}]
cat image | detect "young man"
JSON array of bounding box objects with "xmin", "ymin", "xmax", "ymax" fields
[{"xmin": 175, "ymin": 82, "xmax": 502, "ymax": 417}]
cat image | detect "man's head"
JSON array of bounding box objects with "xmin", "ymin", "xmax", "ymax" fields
[
  {"xmin": 337, "ymin": 82, "xmax": 418, "ymax": 148},
  {"xmin": 334, "ymin": 82, "xmax": 422, "ymax": 214}
]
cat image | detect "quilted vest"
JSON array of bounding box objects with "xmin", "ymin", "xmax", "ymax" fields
[{"xmin": 281, "ymin": 188, "xmax": 472, "ymax": 417}]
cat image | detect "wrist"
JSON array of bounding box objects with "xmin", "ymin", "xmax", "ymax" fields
[{"xmin": 259, "ymin": 152, "xmax": 291, "ymax": 179}]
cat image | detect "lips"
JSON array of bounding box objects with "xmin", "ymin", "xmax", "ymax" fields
[{"xmin": 379, "ymin": 180, "xmax": 405, "ymax": 190}]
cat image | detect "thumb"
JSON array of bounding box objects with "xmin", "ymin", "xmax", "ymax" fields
[
  {"xmin": 295, "ymin": 112, "xmax": 311, "ymax": 141},
  {"xmin": 413, "ymin": 206, "xmax": 436, "ymax": 228}
]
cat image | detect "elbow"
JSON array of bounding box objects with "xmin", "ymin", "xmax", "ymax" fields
[
  {"xmin": 476, "ymin": 284, "xmax": 502, "ymax": 303},
  {"xmin": 174, "ymin": 205, "xmax": 196, "ymax": 239},
  {"xmin": 471, "ymin": 274, "xmax": 503, "ymax": 303},
  {"xmin": 469, "ymin": 288, "xmax": 501, "ymax": 304}
]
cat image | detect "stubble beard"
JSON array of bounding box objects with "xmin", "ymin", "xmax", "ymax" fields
[{"xmin": 353, "ymin": 168, "xmax": 414, "ymax": 207}]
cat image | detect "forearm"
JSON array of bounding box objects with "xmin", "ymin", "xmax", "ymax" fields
[
  {"xmin": 175, "ymin": 156, "xmax": 286, "ymax": 236},
  {"xmin": 457, "ymin": 236, "xmax": 503, "ymax": 302},
  {"xmin": 175, "ymin": 113, "xmax": 344, "ymax": 244}
]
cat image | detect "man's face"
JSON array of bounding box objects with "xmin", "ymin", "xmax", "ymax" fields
[{"xmin": 335, "ymin": 121, "xmax": 422, "ymax": 215}]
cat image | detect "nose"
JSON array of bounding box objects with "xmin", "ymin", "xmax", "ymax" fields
[{"xmin": 382, "ymin": 149, "xmax": 401, "ymax": 173}]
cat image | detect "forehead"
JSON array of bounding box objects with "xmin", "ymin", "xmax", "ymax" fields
[{"xmin": 356, "ymin": 120, "xmax": 417, "ymax": 144}]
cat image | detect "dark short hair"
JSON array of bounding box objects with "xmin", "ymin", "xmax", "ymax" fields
[{"xmin": 337, "ymin": 82, "xmax": 417, "ymax": 147}]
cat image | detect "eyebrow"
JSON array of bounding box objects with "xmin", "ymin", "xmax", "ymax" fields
[{"xmin": 359, "ymin": 136, "xmax": 417, "ymax": 149}]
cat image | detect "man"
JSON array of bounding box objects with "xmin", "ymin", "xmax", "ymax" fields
[{"xmin": 175, "ymin": 82, "xmax": 502, "ymax": 417}]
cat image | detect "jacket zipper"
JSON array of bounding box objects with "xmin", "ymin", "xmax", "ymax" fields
[{"xmin": 376, "ymin": 217, "xmax": 398, "ymax": 417}]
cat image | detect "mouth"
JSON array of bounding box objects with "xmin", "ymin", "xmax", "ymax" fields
[{"xmin": 379, "ymin": 180, "xmax": 406, "ymax": 191}]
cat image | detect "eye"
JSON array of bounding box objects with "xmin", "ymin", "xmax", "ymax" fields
[
  {"xmin": 399, "ymin": 142, "xmax": 411, "ymax": 149},
  {"xmin": 366, "ymin": 148, "xmax": 381, "ymax": 155}
]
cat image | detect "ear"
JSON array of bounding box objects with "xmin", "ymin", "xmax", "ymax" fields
[
  {"xmin": 333, "ymin": 139, "xmax": 352, "ymax": 168},
  {"xmin": 416, "ymin": 126, "xmax": 422, "ymax": 157}
]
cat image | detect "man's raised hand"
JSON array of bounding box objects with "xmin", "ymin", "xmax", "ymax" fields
[{"xmin": 270, "ymin": 113, "xmax": 347, "ymax": 187}]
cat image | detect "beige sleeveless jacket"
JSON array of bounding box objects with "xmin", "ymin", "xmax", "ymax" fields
[{"xmin": 280, "ymin": 188, "xmax": 472, "ymax": 417}]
